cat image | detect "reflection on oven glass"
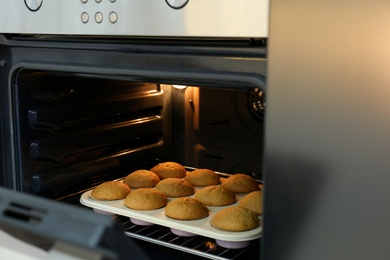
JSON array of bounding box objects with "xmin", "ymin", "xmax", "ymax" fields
[{"xmin": 205, "ymin": 241, "xmax": 217, "ymax": 249}]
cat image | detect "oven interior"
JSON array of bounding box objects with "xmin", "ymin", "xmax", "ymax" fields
[
  {"xmin": 1, "ymin": 38, "xmax": 266, "ymax": 259},
  {"xmin": 14, "ymin": 69, "xmax": 264, "ymax": 198}
]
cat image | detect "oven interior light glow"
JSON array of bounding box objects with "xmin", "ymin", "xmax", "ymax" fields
[
  {"xmin": 172, "ymin": 85, "xmax": 187, "ymax": 90},
  {"xmin": 205, "ymin": 241, "xmax": 217, "ymax": 249}
]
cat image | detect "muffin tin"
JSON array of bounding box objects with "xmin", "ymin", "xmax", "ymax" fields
[{"xmin": 80, "ymin": 174, "xmax": 262, "ymax": 245}]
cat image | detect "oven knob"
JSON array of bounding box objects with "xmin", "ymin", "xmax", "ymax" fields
[
  {"xmin": 24, "ymin": 0, "xmax": 43, "ymax": 12},
  {"xmin": 165, "ymin": 0, "xmax": 189, "ymax": 9}
]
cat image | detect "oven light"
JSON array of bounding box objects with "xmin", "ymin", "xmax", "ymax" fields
[{"xmin": 172, "ymin": 85, "xmax": 187, "ymax": 90}]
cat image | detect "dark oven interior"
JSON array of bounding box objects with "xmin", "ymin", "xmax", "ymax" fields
[{"xmin": 0, "ymin": 36, "xmax": 266, "ymax": 259}]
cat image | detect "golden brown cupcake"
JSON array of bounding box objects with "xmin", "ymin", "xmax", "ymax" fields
[
  {"xmin": 221, "ymin": 174, "xmax": 260, "ymax": 193},
  {"xmin": 124, "ymin": 188, "xmax": 167, "ymax": 210},
  {"xmin": 165, "ymin": 198, "xmax": 208, "ymax": 220},
  {"xmin": 185, "ymin": 169, "xmax": 220, "ymax": 187},
  {"xmin": 150, "ymin": 161, "xmax": 186, "ymax": 179},
  {"xmin": 211, "ymin": 206, "xmax": 260, "ymax": 232},
  {"xmin": 91, "ymin": 181, "xmax": 131, "ymax": 200},
  {"xmin": 195, "ymin": 185, "xmax": 236, "ymax": 206},
  {"xmin": 123, "ymin": 170, "xmax": 160, "ymax": 189},
  {"xmin": 155, "ymin": 178, "xmax": 195, "ymax": 197},
  {"xmin": 238, "ymin": 190, "xmax": 263, "ymax": 215}
]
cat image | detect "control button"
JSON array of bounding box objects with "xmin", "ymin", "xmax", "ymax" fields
[
  {"xmin": 81, "ymin": 0, "xmax": 88, "ymax": 3},
  {"xmin": 95, "ymin": 0, "xmax": 102, "ymax": 3},
  {"xmin": 109, "ymin": 12, "xmax": 118, "ymax": 23},
  {"xmin": 81, "ymin": 12, "xmax": 89, "ymax": 23},
  {"xmin": 95, "ymin": 12, "xmax": 103, "ymax": 23},
  {"xmin": 25, "ymin": 0, "xmax": 43, "ymax": 11},
  {"xmin": 165, "ymin": 0, "xmax": 189, "ymax": 9},
  {"xmin": 110, "ymin": 0, "xmax": 116, "ymax": 2}
]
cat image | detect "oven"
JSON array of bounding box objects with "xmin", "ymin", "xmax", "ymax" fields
[{"xmin": 0, "ymin": 1, "xmax": 268, "ymax": 259}]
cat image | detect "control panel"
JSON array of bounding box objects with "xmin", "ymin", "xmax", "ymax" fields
[{"xmin": 0, "ymin": 0, "xmax": 268, "ymax": 37}]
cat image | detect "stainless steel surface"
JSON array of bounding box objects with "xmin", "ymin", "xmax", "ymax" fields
[
  {"xmin": 166, "ymin": 0, "xmax": 189, "ymax": 9},
  {"xmin": 265, "ymin": 0, "xmax": 390, "ymax": 260},
  {"xmin": 0, "ymin": 0, "xmax": 268, "ymax": 37},
  {"xmin": 24, "ymin": 0, "xmax": 42, "ymax": 11}
]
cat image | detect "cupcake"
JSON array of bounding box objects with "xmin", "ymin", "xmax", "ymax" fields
[
  {"xmin": 124, "ymin": 188, "xmax": 167, "ymax": 210},
  {"xmin": 221, "ymin": 174, "xmax": 260, "ymax": 193},
  {"xmin": 150, "ymin": 161, "xmax": 186, "ymax": 179},
  {"xmin": 155, "ymin": 178, "xmax": 195, "ymax": 197},
  {"xmin": 91, "ymin": 181, "xmax": 131, "ymax": 200},
  {"xmin": 195, "ymin": 185, "xmax": 236, "ymax": 206},
  {"xmin": 123, "ymin": 170, "xmax": 160, "ymax": 189},
  {"xmin": 165, "ymin": 198, "xmax": 208, "ymax": 220},
  {"xmin": 238, "ymin": 190, "xmax": 263, "ymax": 215},
  {"xmin": 185, "ymin": 168, "xmax": 220, "ymax": 187},
  {"xmin": 211, "ymin": 206, "xmax": 259, "ymax": 232}
]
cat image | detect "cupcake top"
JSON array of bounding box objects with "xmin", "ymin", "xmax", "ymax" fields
[
  {"xmin": 150, "ymin": 161, "xmax": 186, "ymax": 179},
  {"xmin": 124, "ymin": 188, "xmax": 167, "ymax": 210},
  {"xmin": 91, "ymin": 181, "xmax": 131, "ymax": 200},
  {"xmin": 185, "ymin": 168, "xmax": 220, "ymax": 187},
  {"xmin": 211, "ymin": 206, "xmax": 260, "ymax": 232},
  {"xmin": 238, "ymin": 190, "xmax": 263, "ymax": 215},
  {"xmin": 195, "ymin": 185, "xmax": 236, "ymax": 206},
  {"xmin": 165, "ymin": 197, "xmax": 209, "ymax": 220},
  {"xmin": 123, "ymin": 169, "xmax": 160, "ymax": 189},
  {"xmin": 221, "ymin": 174, "xmax": 260, "ymax": 193},
  {"xmin": 155, "ymin": 178, "xmax": 195, "ymax": 197}
]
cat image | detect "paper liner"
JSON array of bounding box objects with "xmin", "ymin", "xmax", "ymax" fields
[
  {"xmin": 165, "ymin": 214, "xmax": 209, "ymax": 221},
  {"xmin": 89, "ymin": 195, "xmax": 125, "ymax": 202},
  {"xmin": 209, "ymin": 220, "xmax": 258, "ymax": 233},
  {"xmin": 124, "ymin": 205, "xmax": 166, "ymax": 211}
]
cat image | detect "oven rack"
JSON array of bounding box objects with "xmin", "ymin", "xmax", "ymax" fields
[{"xmin": 115, "ymin": 215, "xmax": 261, "ymax": 260}]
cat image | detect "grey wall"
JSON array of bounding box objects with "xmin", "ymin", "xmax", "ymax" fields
[{"xmin": 264, "ymin": 1, "xmax": 390, "ymax": 259}]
